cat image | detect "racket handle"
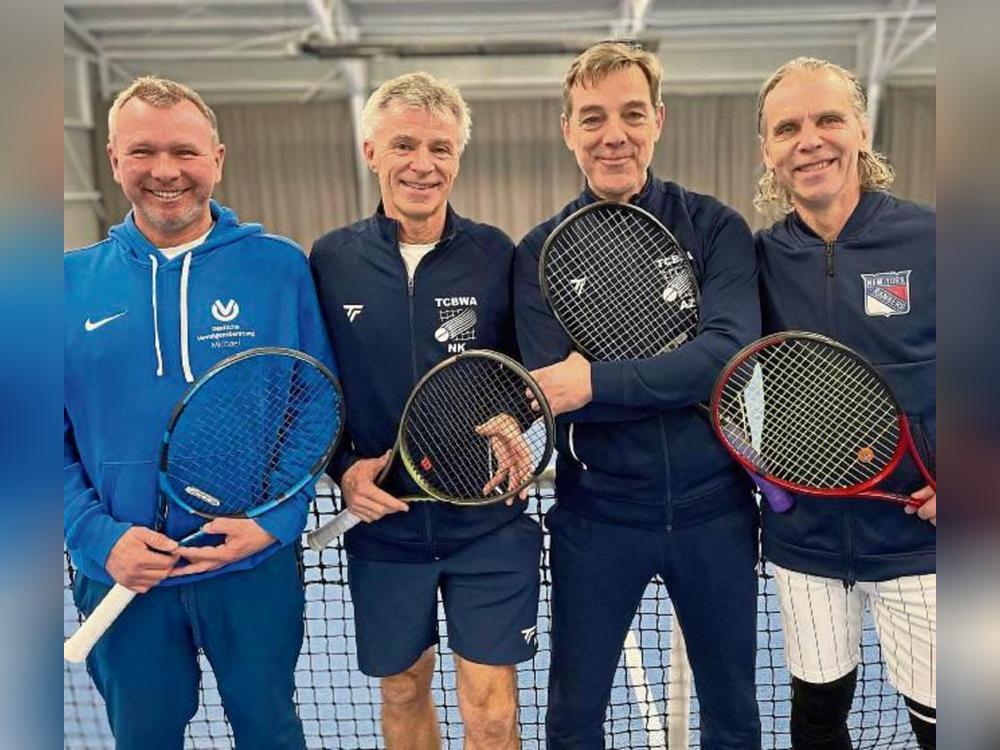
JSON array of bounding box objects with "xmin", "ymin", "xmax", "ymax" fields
[
  {"xmin": 306, "ymin": 509, "xmax": 361, "ymax": 551},
  {"xmin": 750, "ymin": 473, "xmax": 795, "ymax": 513},
  {"xmin": 64, "ymin": 583, "xmax": 138, "ymax": 663}
]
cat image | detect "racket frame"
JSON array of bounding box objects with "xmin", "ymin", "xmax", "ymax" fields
[
  {"xmin": 307, "ymin": 349, "xmax": 554, "ymax": 551},
  {"xmin": 709, "ymin": 331, "xmax": 934, "ymax": 504},
  {"xmin": 538, "ymin": 200, "xmax": 700, "ymax": 361},
  {"xmin": 394, "ymin": 349, "xmax": 555, "ymax": 504},
  {"xmin": 158, "ymin": 346, "xmax": 344, "ymax": 522}
]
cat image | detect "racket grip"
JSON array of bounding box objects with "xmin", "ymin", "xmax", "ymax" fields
[
  {"xmin": 751, "ymin": 474, "xmax": 795, "ymax": 513},
  {"xmin": 306, "ymin": 509, "xmax": 361, "ymax": 551},
  {"xmin": 64, "ymin": 583, "xmax": 138, "ymax": 663}
]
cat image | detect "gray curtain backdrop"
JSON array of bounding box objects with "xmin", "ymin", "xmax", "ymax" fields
[
  {"xmin": 95, "ymin": 87, "xmax": 934, "ymax": 248},
  {"xmin": 879, "ymin": 86, "xmax": 936, "ymax": 207}
]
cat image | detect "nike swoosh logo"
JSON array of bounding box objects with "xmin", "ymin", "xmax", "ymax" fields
[{"xmin": 85, "ymin": 311, "xmax": 127, "ymax": 332}]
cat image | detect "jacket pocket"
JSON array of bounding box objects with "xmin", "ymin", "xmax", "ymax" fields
[
  {"xmin": 566, "ymin": 423, "xmax": 587, "ymax": 470},
  {"xmin": 99, "ymin": 460, "xmax": 160, "ymax": 529}
]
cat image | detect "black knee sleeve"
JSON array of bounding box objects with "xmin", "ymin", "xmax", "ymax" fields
[
  {"xmin": 904, "ymin": 697, "xmax": 936, "ymax": 750},
  {"xmin": 790, "ymin": 668, "xmax": 858, "ymax": 750}
]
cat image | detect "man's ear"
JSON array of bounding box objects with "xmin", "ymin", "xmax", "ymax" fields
[{"xmin": 107, "ymin": 141, "xmax": 122, "ymax": 185}]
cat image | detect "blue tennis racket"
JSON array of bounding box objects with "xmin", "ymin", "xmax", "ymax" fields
[{"xmin": 64, "ymin": 347, "xmax": 344, "ymax": 662}]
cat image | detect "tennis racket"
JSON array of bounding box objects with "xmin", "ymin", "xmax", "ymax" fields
[
  {"xmin": 710, "ymin": 331, "xmax": 935, "ymax": 505},
  {"xmin": 540, "ymin": 200, "xmax": 699, "ymax": 360},
  {"xmin": 306, "ymin": 349, "xmax": 554, "ymax": 551},
  {"xmin": 64, "ymin": 347, "xmax": 344, "ymax": 663},
  {"xmin": 539, "ymin": 200, "xmax": 793, "ymax": 511}
]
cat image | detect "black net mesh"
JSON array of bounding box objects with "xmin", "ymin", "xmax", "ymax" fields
[{"xmin": 64, "ymin": 481, "xmax": 915, "ymax": 749}]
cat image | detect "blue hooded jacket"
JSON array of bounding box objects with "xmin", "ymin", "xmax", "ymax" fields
[
  {"xmin": 755, "ymin": 190, "xmax": 936, "ymax": 581},
  {"xmin": 514, "ymin": 175, "xmax": 761, "ymax": 529},
  {"xmin": 64, "ymin": 201, "xmax": 336, "ymax": 586}
]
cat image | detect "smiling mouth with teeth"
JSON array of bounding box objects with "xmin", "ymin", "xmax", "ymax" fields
[
  {"xmin": 796, "ymin": 159, "xmax": 836, "ymax": 173},
  {"xmin": 148, "ymin": 188, "xmax": 186, "ymax": 199}
]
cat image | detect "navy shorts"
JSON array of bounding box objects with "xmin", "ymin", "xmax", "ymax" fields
[{"xmin": 347, "ymin": 514, "xmax": 543, "ymax": 677}]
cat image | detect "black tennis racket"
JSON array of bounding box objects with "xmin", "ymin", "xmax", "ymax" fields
[
  {"xmin": 711, "ymin": 331, "xmax": 935, "ymax": 505},
  {"xmin": 306, "ymin": 350, "xmax": 554, "ymax": 550},
  {"xmin": 539, "ymin": 200, "xmax": 793, "ymax": 511},
  {"xmin": 540, "ymin": 200, "xmax": 699, "ymax": 360},
  {"xmin": 64, "ymin": 347, "xmax": 344, "ymax": 663}
]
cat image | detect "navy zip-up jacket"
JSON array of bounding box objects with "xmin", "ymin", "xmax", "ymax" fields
[
  {"xmin": 756, "ymin": 190, "xmax": 936, "ymax": 581},
  {"xmin": 514, "ymin": 175, "xmax": 760, "ymax": 529},
  {"xmin": 310, "ymin": 205, "xmax": 523, "ymax": 562}
]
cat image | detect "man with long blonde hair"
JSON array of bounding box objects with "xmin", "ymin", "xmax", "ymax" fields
[{"xmin": 754, "ymin": 57, "xmax": 936, "ymax": 749}]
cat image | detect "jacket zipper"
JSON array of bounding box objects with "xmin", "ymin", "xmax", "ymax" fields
[
  {"xmin": 824, "ymin": 240, "xmax": 836, "ymax": 333},
  {"xmin": 406, "ymin": 273, "xmax": 434, "ymax": 555},
  {"xmin": 824, "ymin": 238, "xmax": 852, "ymax": 571},
  {"xmin": 659, "ymin": 415, "xmax": 673, "ymax": 531}
]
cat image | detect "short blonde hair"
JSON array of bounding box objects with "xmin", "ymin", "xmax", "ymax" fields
[
  {"xmin": 562, "ymin": 41, "xmax": 663, "ymax": 117},
  {"xmin": 361, "ymin": 72, "xmax": 472, "ymax": 151},
  {"xmin": 754, "ymin": 57, "xmax": 894, "ymax": 220},
  {"xmin": 108, "ymin": 76, "xmax": 219, "ymax": 145}
]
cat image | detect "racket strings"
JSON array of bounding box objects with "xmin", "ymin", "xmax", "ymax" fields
[
  {"xmin": 406, "ymin": 367, "xmax": 503, "ymax": 500},
  {"xmin": 403, "ymin": 358, "xmax": 549, "ymax": 503},
  {"xmin": 755, "ymin": 343, "xmax": 900, "ymax": 483},
  {"xmin": 407, "ymin": 362, "xmax": 535, "ymax": 500},
  {"xmin": 166, "ymin": 356, "xmax": 342, "ymax": 516},
  {"xmin": 726, "ymin": 345, "xmax": 896, "ymax": 487},
  {"xmin": 545, "ymin": 205, "xmax": 698, "ymax": 360},
  {"xmin": 718, "ymin": 339, "xmax": 899, "ymax": 490}
]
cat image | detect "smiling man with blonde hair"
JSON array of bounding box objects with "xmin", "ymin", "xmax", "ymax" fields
[
  {"xmin": 65, "ymin": 75, "xmax": 336, "ymax": 750},
  {"xmin": 753, "ymin": 57, "xmax": 936, "ymax": 750}
]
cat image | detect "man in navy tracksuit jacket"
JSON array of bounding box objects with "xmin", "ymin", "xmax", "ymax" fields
[
  {"xmin": 310, "ymin": 73, "xmax": 540, "ymax": 750},
  {"xmin": 514, "ymin": 43, "xmax": 762, "ymax": 749},
  {"xmin": 64, "ymin": 78, "xmax": 334, "ymax": 750},
  {"xmin": 754, "ymin": 58, "xmax": 936, "ymax": 749}
]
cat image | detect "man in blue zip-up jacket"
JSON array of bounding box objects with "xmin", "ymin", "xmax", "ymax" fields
[
  {"xmin": 310, "ymin": 72, "xmax": 541, "ymax": 750},
  {"xmin": 64, "ymin": 77, "xmax": 335, "ymax": 750},
  {"xmin": 513, "ymin": 43, "xmax": 762, "ymax": 749},
  {"xmin": 754, "ymin": 58, "xmax": 936, "ymax": 749}
]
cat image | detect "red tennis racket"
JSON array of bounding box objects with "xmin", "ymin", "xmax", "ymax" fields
[{"xmin": 710, "ymin": 331, "xmax": 934, "ymax": 505}]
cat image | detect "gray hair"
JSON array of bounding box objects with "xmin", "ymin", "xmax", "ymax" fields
[
  {"xmin": 361, "ymin": 72, "xmax": 471, "ymax": 151},
  {"xmin": 754, "ymin": 56, "xmax": 895, "ymax": 220}
]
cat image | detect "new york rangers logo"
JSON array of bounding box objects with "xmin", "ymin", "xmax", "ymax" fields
[{"xmin": 861, "ymin": 271, "xmax": 912, "ymax": 317}]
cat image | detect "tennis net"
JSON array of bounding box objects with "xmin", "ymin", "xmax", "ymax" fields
[{"xmin": 64, "ymin": 479, "xmax": 915, "ymax": 748}]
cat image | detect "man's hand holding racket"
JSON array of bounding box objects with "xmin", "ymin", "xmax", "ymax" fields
[
  {"xmin": 169, "ymin": 518, "xmax": 277, "ymax": 576},
  {"xmin": 905, "ymin": 486, "xmax": 937, "ymax": 525},
  {"xmin": 529, "ymin": 351, "xmax": 593, "ymax": 416},
  {"xmin": 105, "ymin": 527, "xmax": 180, "ymax": 593},
  {"xmin": 340, "ymin": 450, "xmax": 410, "ymax": 524},
  {"xmin": 475, "ymin": 414, "xmax": 536, "ymax": 503}
]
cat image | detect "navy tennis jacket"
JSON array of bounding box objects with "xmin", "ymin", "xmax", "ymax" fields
[
  {"xmin": 310, "ymin": 205, "xmax": 525, "ymax": 562},
  {"xmin": 756, "ymin": 190, "xmax": 936, "ymax": 581},
  {"xmin": 514, "ymin": 174, "xmax": 761, "ymax": 530}
]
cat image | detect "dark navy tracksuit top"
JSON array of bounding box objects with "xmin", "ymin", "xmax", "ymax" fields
[
  {"xmin": 514, "ymin": 175, "xmax": 761, "ymax": 527},
  {"xmin": 756, "ymin": 190, "xmax": 936, "ymax": 582},
  {"xmin": 310, "ymin": 205, "xmax": 523, "ymax": 563}
]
